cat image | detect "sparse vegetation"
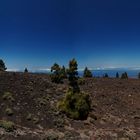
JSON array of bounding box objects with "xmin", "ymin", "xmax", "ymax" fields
[
  {"xmin": 0, "ymin": 61, "xmax": 139, "ymax": 139},
  {"xmin": 37, "ymin": 96, "xmax": 49, "ymax": 106},
  {"xmin": 5, "ymin": 108, "xmax": 14, "ymax": 116},
  {"xmin": 83, "ymin": 67, "xmax": 93, "ymax": 78},
  {"xmin": 26, "ymin": 113, "xmax": 39, "ymax": 124},
  {"xmin": 2, "ymin": 92, "xmax": 15, "ymax": 102},
  {"xmin": 0, "ymin": 59, "xmax": 7, "ymax": 71},
  {"xmin": 0, "ymin": 120, "xmax": 15, "ymax": 132}
]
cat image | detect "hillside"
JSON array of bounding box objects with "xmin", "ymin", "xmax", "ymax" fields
[{"xmin": 0, "ymin": 72, "xmax": 140, "ymax": 140}]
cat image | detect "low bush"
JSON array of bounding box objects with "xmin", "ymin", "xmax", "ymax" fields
[
  {"xmin": 2, "ymin": 92, "xmax": 15, "ymax": 102},
  {"xmin": 0, "ymin": 120, "xmax": 15, "ymax": 132},
  {"xmin": 58, "ymin": 90, "xmax": 91, "ymax": 120},
  {"xmin": 5, "ymin": 108, "xmax": 13, "ymax": 116}
]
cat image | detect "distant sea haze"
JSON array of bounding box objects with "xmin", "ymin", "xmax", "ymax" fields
[
  {"xmin": 80, "ymin": 70, "xmax": 140, "ymax": 78},
  {"xmin": 8, "ymin": 69, "xmax": 140, "ymax": 78},
  {"xmin": 37, "ymin": 69, "xmax": 140, "ymax": 78},
  {"xmin": 7, "ymin": 68, "xmax": 140, "ymax": 78}
]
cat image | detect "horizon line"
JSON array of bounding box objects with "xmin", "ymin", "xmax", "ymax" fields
[{"xmin": 6, "ymin": 66, "xmax": 140, "ymax": 72}]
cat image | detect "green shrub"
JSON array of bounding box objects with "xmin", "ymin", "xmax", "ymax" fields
[
  {"xmin": 58, "ymin": 90, "xmax": 90, "ymax": 120},
  {"xmin": 0, "ymin": 120, "xmax": 15, "ymax": 132},
  {"xmin": 5, "ymin": 108, "xmax": 13, "ymax": 116},
  {"xmin": 2, "ymin": 92, "xmax": 15, "ymax": 102}
]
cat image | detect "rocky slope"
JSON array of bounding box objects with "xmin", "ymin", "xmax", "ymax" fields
[{"xmin": 0, "ymin": 72, "xmax": 140, "ymax": 140}]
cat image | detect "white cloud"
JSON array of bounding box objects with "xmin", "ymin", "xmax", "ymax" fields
[{"xmin": 6, "ymin": 68, "xmax": 20, "ymax": 72}]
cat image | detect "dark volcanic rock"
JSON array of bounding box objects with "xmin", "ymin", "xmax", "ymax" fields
[{"xmin": 0, "ymin": 72, "xmax": 140, "ymax": 139}]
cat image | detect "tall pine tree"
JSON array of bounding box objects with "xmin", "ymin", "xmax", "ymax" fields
[
  {"xmin": 0, "ymin": 59, "xmax": 6, "ymax": 71},
  {"xmin": 67, "ymin": 58, "xmax": 80, "ymax": 93},
  {"xmin": 83, "ymin": 67, "xmax": 92, "ymax": 78}
]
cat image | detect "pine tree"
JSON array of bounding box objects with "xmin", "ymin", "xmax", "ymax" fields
[
  {"xmin": 51, "ymin": 63, "xmax": 62, "ymax": 83},
  {"xmin": 60, "ymin": 66, "xmax": 67, "ymax": 79},
  {"xmin": 124, "ymin": 72, "xmax": 128, "ymax": 79},
  {"xmin": 0, "ymin": 59, "xmax": 7, "ymax": 71},
  {"xmin": 58, "ymin": 58, "xmax": 91, "ymax": 120},
  {"xmin": 24, "ymin": 68, "xmax": 28, "ymax": 73},
  {"xmin": 138, "ymin": 72, "xmax": 140, "ymax": 79},
  {"xmin": 67, "ymin": 58, "xmax": 80, "ymax": 93},
  {"xmin": 104, "ymin": 73, "xmax": 109, "ymax": 78},
  {"xmin": 121, "ymin": 72, "xmax": 128, "ymax": 79},
  {"xmin": 83, "ymin": 67, "xmax": 93, "ymax": 78},
  {"xmin": 116, "ymin": 72, "xmax": 119, "ymax": 78}
]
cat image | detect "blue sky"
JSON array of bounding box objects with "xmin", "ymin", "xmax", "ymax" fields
[{"xmin": 0, "ymin": 0, "xmax": 140, "ymax": 70}]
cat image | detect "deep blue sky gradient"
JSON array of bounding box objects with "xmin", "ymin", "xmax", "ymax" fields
[{"xmin": 0, "ymin": 0, "xmax": 140, "ymax": 70}]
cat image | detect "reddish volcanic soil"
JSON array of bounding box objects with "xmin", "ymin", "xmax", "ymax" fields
[{"xmin": 0, "ymin": 72, "xmax": 140, "ymax": 140}]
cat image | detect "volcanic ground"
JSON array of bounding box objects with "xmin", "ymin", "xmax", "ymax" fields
[{"xmin": 0, "ymin": 72, "xmax": 140, "ymax": 140}]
